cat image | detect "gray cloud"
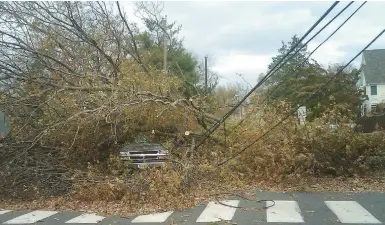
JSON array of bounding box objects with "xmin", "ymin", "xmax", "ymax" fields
[{"xmin": 124, "ymin": 1, "xmax": 385, "ymax": 86}]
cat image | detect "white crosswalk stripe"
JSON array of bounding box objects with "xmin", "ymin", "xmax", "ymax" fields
[
  {"xmin": 196, "ymin": 200, "xmax": 239, "ymax": 222},
  {"xmin": 0, "ymin": 199, "xmax": 383, "ymax": 224},
  {"xmin": 266, "ymin": 200, "xmax": 304, "ymax": 223},
  {"xmin": 131, "ymin": 211, "xmax": 174, "ymax": 223},
  {"xmin": 65, "ymin": 213, "xmax": 105, "ymax": 223},
  {"xmin": 3, "ymin": 210, "xmax": 58, "ymax": 224},
  {"xmin": 325, "ymin": 201, "xmax": 381, "ymax": 224}
]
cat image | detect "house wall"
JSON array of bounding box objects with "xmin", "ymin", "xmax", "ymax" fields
[
  {"xmin": 364, "ymin": 84, "xmax": 385, "ymax": 113},
  {"xmin": 359, "ymin": 54, "xmax": 385, "ymax": 115}
]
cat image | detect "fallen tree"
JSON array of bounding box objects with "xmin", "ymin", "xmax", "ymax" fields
[
  {"xmin": 1, "ymin": 2, "xmax": 385, "ymax": 214},
  {"xmin": 0, "ymin": 1, "xmax": 218, "ymax": 199}
]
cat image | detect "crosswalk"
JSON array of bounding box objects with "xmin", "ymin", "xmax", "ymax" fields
[
  {"xmin": 0, "ymin": 211, "xmax": 105, "ymax": 224},
  {"xmin": 196, "ymin": 200, "xmax": 239, "ymax": 222},
  {"xmin": 266, "ymin": 200, "xmax": 304, "ymax": 223},
  {"xmin": 325, "ymin": 201, "xmax": 381, "ymax": 224},
  {"xmin": 0, "ymin": 199, "xmax": 383, "ymax": 224},
  {"xmin": 3, "ymin": 211, "xmax": 58, "ymax": 224}
]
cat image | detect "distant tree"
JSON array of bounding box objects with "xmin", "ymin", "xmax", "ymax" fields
[
  {"xmin": 211, "ymin": 82, "xmax": 248, "ymax": 119},
  {"xmin": 266, "ymin": 35, "xmax": 325, "ymax": 85},
  {"xmin": 265, "ymin": 35, "xmax": 363, "ymax": 121},
  {"xmin": 134, "ymin": 2, "xmax": 217, "ymax": 97},
  {"xmin": 322, "ymin": 64, "xmax": 364, "ymax": 120}
]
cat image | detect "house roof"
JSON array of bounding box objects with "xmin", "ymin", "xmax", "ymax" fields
[{"xmin": 362, "ymin": 49, "xmax": 385, "ymax": 84}]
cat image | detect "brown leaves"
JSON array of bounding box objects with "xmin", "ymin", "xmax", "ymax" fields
[{"xmin": 2, "ymin": 64, "xmax": 385, "ymax": 218}]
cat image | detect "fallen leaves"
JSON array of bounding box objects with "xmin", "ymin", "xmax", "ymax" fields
[
  {"xmin": 0, "ymin": 173, "xmax": 384, "ymax": 217},
  {"xmin": 2, "ymin": 90, "xmax": 385, "ymax": 217}
]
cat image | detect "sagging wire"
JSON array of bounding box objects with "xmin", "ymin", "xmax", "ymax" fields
[
  {"xmin": 227, "ymin": 1, "xmax": 364, "ymax": 137},
  {"xmin": 193, "ymin": 1, "xmax": 340, "ymax": 151},
  {"xmin": 214, "ymin": 192, "xmax": 276, "ymax": 210},
  {"xmin": 216, "ymin": 29, "xmax": 385, "ymax": 167}
]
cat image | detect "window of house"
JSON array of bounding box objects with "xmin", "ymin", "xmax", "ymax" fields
[{"xmin": 371, "ymin": 85, "xmax": 377, "ymax": 95}]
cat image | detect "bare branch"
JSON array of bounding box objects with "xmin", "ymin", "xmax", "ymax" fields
[{"xmin": 116, "ymin": 1, "xmax": 149, "ymax": 74}]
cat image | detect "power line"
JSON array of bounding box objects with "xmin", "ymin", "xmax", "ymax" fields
[
  {"xmin": 237, "ymin": 73, "xmax": 252, "ymax": 90},
  {"xmin": 217, "ymin": 28, "xmax": 385, "ymax": 166},
  {"xmin": 194, "ymin": 1, "xmax": 340, "ymax": 150},
  {"xmin": 267, "ymin": 1, "xmax": 366, "ymax": 100},
  {"xmin": 228, "ymin": 1, "xmax": 367, "ymax": 133},
  {"xmin": 217, "ymin": 75, "xmax": 241, "ymax": 85},
  {"xmin": 265, "ymin": 1, "xmax": 354, "ymax": 83}
]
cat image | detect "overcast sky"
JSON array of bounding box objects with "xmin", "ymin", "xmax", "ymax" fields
[{"xmin": 122, "ymin": 1, "xmax": 385, "ymax": 86}]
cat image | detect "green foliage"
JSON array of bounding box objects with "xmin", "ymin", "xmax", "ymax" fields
[
  {"xmin": 137, "ymin": 22, "xmax": 217, "ymax": 97},
  {"xmin": 267, "ymin": 35, "xmax": 324, "ymax": 85},
  {"xmin": 265, "ymin": 35, "xmax": 363, "ymax": 121}
]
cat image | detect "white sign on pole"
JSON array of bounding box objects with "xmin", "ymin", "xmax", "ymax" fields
[{"xmin": 297, "ymin": 106, "xmax": 306, "ymax": 125}]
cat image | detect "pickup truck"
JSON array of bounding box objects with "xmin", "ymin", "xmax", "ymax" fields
[{"xmin": 119, "ymin": 143, "xmax": 169, "ymax": 168}]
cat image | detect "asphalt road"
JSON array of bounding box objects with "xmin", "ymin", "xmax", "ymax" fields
[{"xmin": 1, "ymin": 191, "xmax": 385, "ymax": 225}]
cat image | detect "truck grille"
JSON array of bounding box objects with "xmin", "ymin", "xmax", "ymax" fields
[{"xmin": 119, "ymin": 143, "xmax": 169, "ymax": 165}]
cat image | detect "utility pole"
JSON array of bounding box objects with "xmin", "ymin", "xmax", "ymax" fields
[
  {"xmin": 237, "ymin": 73, "xmax": 252, "ymax": 90},
  {"xmin": 162, "ymin": 16, "xmax": 168, "ymax": 74},
  {"xmin": 204, "ymin": 56, "xmax": 208, "ymax": 94}
]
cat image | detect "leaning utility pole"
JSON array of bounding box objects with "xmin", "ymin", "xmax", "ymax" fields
[
  {"xmin": 204, "ymin": 56, "xmax": 208, "ymax": 94},
  {"xmin": 162, "ymin": 16, "xmax": 168, "ymax": 74}
]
